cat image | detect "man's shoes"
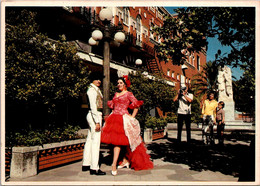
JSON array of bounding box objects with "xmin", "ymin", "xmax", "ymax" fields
[
  {"xmin": 90, "ymin": 169, "xmax": 106, "ymax": 175},
  {"xmin": 82, "ymin": 166, "xmax": 90, "ymax": 172}
]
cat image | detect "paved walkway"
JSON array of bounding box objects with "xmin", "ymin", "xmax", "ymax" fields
[{"xmin": 7, "ymin": 130, "xmax": 255, "ymax": 185}]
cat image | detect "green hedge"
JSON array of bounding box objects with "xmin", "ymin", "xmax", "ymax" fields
[
  {"xmin": 144, "ymin": 116, "xmax": 167, "ymax": 130},
  {"xmin": 6, "ymin": 124, "xmax": 84, "ymax": 147}
]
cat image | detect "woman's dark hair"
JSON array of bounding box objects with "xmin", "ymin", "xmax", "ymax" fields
[
  {"xmin": 207, "ymin": 91, "xmax": 215, "ymax": 99},
  {"xmin": 118, "ymin": 77, "xmax": 127, "ymax": 85},
  {"xmin": 219, "ymin": 101, "xmax": 225, "ymax": 108}
]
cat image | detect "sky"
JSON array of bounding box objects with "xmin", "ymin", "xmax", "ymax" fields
[{"xmin": 164, "ymin": 7, "xmax": 244, "ymax": 80}]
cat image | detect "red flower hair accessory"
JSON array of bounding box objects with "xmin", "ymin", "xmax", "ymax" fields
[{"xmin": 123, "ymin": 75, "xmax": 131, "ymax": 87}]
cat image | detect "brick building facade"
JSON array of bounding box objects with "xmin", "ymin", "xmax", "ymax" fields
[
  {"xmin": 32, "ymin": 6, "xmax": 206, "ymax": 90},
  {"xmin": 92, "ymin": 7, "xmax": 207, "ymax": 89}
]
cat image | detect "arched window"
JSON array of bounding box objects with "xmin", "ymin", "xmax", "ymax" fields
[
  {"xmin": 136, "ymin": 15, "xmax": 141, "ymax": 33},
  {"xmin": 123, "ymin": 8, "xmax": 129, "ymax": 25},
  {"xmin": 136, "ymin": 15, "xmax": 142, "ymax": 46},
  {"xmin": 150, "ymin": 22, "xmax": 154, "ymax": 39}
]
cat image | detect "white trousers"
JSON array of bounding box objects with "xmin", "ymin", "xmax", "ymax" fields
[{"xmin": 82, "ymin": 111, "xmax": 102, "ymax": 170}]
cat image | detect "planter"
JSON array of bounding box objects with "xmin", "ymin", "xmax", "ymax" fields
[
  {"xmin": 10, "ymin": 138, "xmax": 86, "ymax": 178},
  {"xmin": 5, "ymin": 148, "xmax": 12, "ymax": 177},
  {"xmin": 143, "ymin": 128, "xmax": 166, "ymax": 143},
  {"xmin": 152, "ymin": 129, "xmax": 165, "ymax": 140},
  {"xmin": 143, "ymin": 128, "xmax": 153, "ymax": 143}
]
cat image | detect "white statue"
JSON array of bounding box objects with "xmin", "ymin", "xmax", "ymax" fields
[{"xmin": 217, "ymin": 66, "xmax": 233, "ymax": 101}]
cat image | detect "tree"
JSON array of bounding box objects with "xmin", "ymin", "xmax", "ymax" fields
[
  {"xmin": 5, "ymin": 9, "xmax": 89, "ymax": 109},
  {"xmin": 191, "ymin": 60, "xmax": 219, "ymax": 101},
  {"xmin": 233, "ymin": 68, "xmax": 255, "ymax": 121},
  {"xmin": 5, "ymin": 9, "xmax": 90, "ymax": 131},
  {"xmin": 153, "ymin": 7, "xmax": 255, "ymax": 69}
]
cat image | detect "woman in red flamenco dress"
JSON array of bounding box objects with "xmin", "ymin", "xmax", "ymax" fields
[{"xmin": 101, "ymin": 76, "xmax": 153, "ymax": 175}]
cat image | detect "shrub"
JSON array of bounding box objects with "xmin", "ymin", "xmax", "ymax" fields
[
  {"xmin": 145, "ymin": 116, "xmax": 167, "ymax": 130},
  {"xmin": 165, "ymin": 115, "xmax": 177, "ymax": 123},
  {"xmin": 156, "ymin": 117, "xmax": 167, "ymax": 130},
  {"xmin": 6, "ymin": 124, "xmax": 84, "ymax": 147}
]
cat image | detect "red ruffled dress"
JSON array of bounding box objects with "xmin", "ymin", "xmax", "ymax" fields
[{"xmin": 101, "ymin": 91, "xmax": 153, "ymax": 171}]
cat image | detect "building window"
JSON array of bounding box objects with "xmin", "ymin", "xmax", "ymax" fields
[
  {"xmin": 158, "ymin": 11, "xmax": 163, "ymax": 20},
  {"xmin": 123, "ymin": 8, "xmax": 129, "ymax": 25},
  {"xmin": 150, "ymin": 7, "xmax": 155, "ymax": 13},
  {"xmin": 197, "ymin": 56, "xmax": 200, "ymax": 71},
  {"xmin": 136, "ymin": 16, "xmax": 141, "ymax": 33},
  {"xmin": 118, "ymin": 11, "xmax": 122, "ymax": 22},
  {"xmin": 167, "ymin": 69, "xmax": 170, "ymax": 76},
  {"xmin": 144, "ymin": 29, "xmax": 148, "ymax": 38},
  {"xmin": 177, "ymin": 74, "xmax": 179, "ymax": 81},
  {"xmin": 136, "ymin": 15, "xmax": 142, "ymax": 46},
  {"xmin": 171, "ymin": 71, "xmax": 174, "ymax": 78},
  {"xmin": 150, "ymin": 22, "xmax": 154, "ymax": 39}
]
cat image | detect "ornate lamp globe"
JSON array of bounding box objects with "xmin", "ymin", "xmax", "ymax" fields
[
  {"xmin": 88, "ymin": 37, "xmax": 98, "ymax": 46},
  {"xmin": 99, "ymin": 8, "xmax": 113, "ymax": 21},
  {"xmin": 114, "ymin": 32, "xmax": 125, "ymax": 43},
  {"xmin": 92, "ymin": 30, "xmax": 103, "ymax": 40},
  {"xmin": 135, "ymin": 59, "xmax": 142, "ymax": 65}
]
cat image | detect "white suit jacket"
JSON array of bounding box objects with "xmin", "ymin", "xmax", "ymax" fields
[{"xmin": 87, "ymin": 83, "xmax": 103, "ymax": 124}]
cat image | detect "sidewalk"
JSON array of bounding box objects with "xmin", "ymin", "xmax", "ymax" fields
[{"xmin": 6, "ymin": 129, "xmax": 255, "ymax": 184}]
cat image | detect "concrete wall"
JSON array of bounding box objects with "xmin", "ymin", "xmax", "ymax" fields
[{"xmin": 10, "ymin": 139, "xmax": 86, "ymax": 178}]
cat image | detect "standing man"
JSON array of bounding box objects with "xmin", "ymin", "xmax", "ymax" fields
[
  {"xmin": 82, "ymin": 72, "xmax": 106, "ymax": 175},
  {"xmin": 174, "ymin": 86, "xmax": 193, "ymax": 143}
]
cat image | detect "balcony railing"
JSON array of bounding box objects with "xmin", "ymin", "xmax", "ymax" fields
[
  {"xmin": 125, "ymin": 33, "xmax": 155, "ymax": 56},
  {"xmin": 67, "ymin": 7, "xmax": 156, "ymax": 61}
]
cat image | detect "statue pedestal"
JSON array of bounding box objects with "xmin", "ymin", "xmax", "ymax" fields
[
  {"xmin": 219, "ymin": 100, "xmax": 253, "ymax": 130},
  {"xmin": 224, "ymin": 121, "xmax": 254, "ymax": 130},
  {"xmin": 223, "ymin": 101, "xmax": 235, "ymax": 121}
]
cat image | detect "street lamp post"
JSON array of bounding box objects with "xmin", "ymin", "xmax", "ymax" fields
[
  {"xmin": 88, "ymin": 8, "xmax": 125, "ymax": 117},
  {"xmin": 103, "ymin": 24, "xmax": 110, "ymax": 116}
]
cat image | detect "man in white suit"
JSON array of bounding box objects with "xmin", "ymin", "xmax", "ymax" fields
[{"xmin": 82, "ymin": 72, "xmax": 106, "ymax": 175}]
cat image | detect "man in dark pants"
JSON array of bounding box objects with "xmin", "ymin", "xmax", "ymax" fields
[{"xmin": 173, "ymin": 86, "xmax": 193, "ymax": 143}]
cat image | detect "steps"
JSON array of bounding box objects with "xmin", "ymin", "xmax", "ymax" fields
[{"xmin": 147, "ymin": 58, "xmax": 161, "ymax": 74}]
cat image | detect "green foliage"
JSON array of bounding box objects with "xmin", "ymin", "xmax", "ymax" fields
[
  {"xmin": 5, "ymin": 9, "xmax": 89, "ymax": 108},
  {"xmin": 233, "ymin": 68, "xmax": 255, "ymax": 120},
  {"xmin": 154, "ymin": 7, "xmax": 255, "ymax": 69},
  {"xmin": 191, "ymin": 96, "xmax": 203, "ymax": 124},
  {"xmin": 164, "ymin": 115, "xmax": 177, "ymax": 123},
  {"xmin": 6, "ymin": 124, "xmax": 84, "ymax": 147},
  {"xmin": 128, "ymin": 71, "xmax": 177, "ymax": 127},
  {"xmin": 144, "ymin": 116, "xmax": 157, "ymax": 129},
  {"xmin": 5, "ymin": 9, "xmax": 90, "ymax": 147},
  {"xmin": 144, "ymin": 116, "xmax": 167, "ymax": 130},
  {"xmin": 191, "ymin": 61, "xmax": 219, "ymax": 99}
]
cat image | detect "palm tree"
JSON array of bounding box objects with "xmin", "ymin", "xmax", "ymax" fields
[{"xmin": 191, "ymin": 60, "xmax": 219, "ymax": 102}]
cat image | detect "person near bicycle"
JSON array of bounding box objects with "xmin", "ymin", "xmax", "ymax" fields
[{"xmin": 201, "ymin": 92, "xmax": 218, "ymax": 144}]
